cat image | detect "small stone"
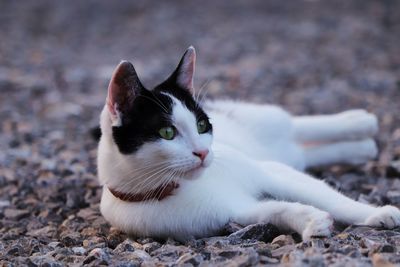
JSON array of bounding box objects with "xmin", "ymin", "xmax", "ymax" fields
[
  {"xmin": 336, "ymin": 232, "xmax": 350, "ymax": 240},
  {"xmin": 387, "ymin": 161, "xmax": 400, "ymax": 178},
  {"xmin": 387, "ymin": 190, "xmax": 400, "ymax": 204},
  {"xmin": 176, "ymin": 253, "xmax": 203, "ymax": 266},
  {"xmin": 4, "ymin": 208, "xmax": 30, "ymax": 220},
  {"xmin": 186, "ymin": 238, "xmax": 206, "ymax": 248},
  {"xmin": 84, "ymin": 248, "xmax": 111, "ymax": 264},
  {"xmin": 82, "ymin": 237, "xmax": 106, "ymax": 249},
  {"xmin": 114, "ymin": 239, "xmax": 135, "ymax": 254},
  {"xmin": 72, "ymin": 246, "xmax": 86, "ymax": 255},
  {"xmin": 219, "ymin": 250, "xmax": 241, "ymax": 258},
  {"xmin": 130, "ymin": 249, "xmax": 151, "ymax": 261},
  {"xmin": 221, "ymin": 221, "xmax": 244, "ymax": 235},
  {"xmin": 260, "ymin": 255, "xmax": 279, "ymax": 264},
  {"xmin": 271, "ymin": 235, "xmax": 295, "ymax": 247},
  {"xmin": 361, "ymin": 237, "xmax": 382, "ymax": 252},
  {"xmin": 271, "ymin": 245, "xmax": 296, "ymax": 258},
  {"xmin": 372, "ymin": 253, "xmax": 396, "ymax": 267},
  {"xmin": 27, "ymin": 226, "xmax": 56, "ymax": 238},
  {"xmin": 66, "ymin": 190, "xmax": 86, "ymax": 209},
  {"xmin": 142, "ymin": 242, "xmax": 161, "ymax": 254},
  {"xmin": 48, "ymin": 242, "xmax": 62, "ymax": 249},
  {"xmin": 0, "ymin": 200, "xmax": 10, "ymax": 208},
  {"xmin": 106, "ymin": 229, "xmax": 126, "ymax": 249},
  {"xmin": 60, "ymin": 232, "xmax": 82, "ymax": 247},
  {"xmin": 29, "ymin": 254, "xmax": 62, "ymax": 267},
  {"xmin": 228, "ymin": 223, "xmax": 280, "ymax": 243},
  {"xmin": 379, "ymin": 244, "xmax": 396, "ymax": 253},
  {"xmin": 7, "ymin": 245, "xmax": 23, "ymax": 256}
]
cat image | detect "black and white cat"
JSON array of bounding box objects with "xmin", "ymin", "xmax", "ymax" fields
[{"xmin": 97, "ymin": 47, "xmax": 400, "ymax": 241}]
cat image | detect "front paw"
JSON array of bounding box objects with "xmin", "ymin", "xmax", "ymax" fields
[
  {"xmin": 365, "ymin": 205, "xmax": 400, "ymax": 229},
  {"xmin": 302, "ymin": 211, "xmax": 334, "ymax": 240}
]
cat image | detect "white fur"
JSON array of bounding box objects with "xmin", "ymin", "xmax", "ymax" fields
[{"xmin": 98, "ymin": 99, "xmax": 400, "ymax": 241}]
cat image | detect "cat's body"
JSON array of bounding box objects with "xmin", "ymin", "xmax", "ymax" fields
[{"xmin": 98, "ymin": 47, "xmax": 400, "ymax": 241}]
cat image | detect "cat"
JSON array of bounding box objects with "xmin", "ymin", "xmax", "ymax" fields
[{"xmin": 97, "ymin": 46, "xmax": 400, "ymax": 241}]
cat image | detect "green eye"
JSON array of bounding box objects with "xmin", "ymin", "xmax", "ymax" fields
[
  {"xmin": 197, "ymin": 119, "xmax": 208, "ymax": 134},
  {"xmin": 159, "ymin": 126, "xmax": 176, "ymax": 140}
]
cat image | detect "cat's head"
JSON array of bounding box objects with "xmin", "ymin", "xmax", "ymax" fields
[{"xmin": 98, "ymin": 47, "xmax": 213, "ymax": 192}]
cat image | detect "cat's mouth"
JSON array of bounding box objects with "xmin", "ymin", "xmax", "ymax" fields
[{"xmin": 181, "ymin": 162, "xmax": 206, "ymax": 179}]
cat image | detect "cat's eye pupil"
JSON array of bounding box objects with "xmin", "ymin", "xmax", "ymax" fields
[
  {"xmin": 197, "ymin": 120, "xmax": 208, "ymax": 134},
  {"xmin": 159, "ymin": 127, "xmax": 175, "ymax": 140}
]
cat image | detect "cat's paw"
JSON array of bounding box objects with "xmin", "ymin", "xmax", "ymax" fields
[
  {"xmin": 364, "ymin": 206, "xmax": 400, "ymax": 229},
  {"xmin": 345, "ymin": 138, "xmax": 378, "ymax": 165},
  {"xmin": 337, "ymin": 109, "xmax": 378, "ymax": 139},
  {"xmin": 301, "ymin": 211, "xmax": 334, "ymax": 240}
]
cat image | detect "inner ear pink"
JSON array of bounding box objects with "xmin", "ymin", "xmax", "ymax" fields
[
  {"xmin": 106, "ymin": 75, "xmax": 122, "ymax": 117},
  {"xmin": 105, "ymin": 60, "xmax": 140, "ymax": 118},
  {"xmin": 177, "ymin": 47, "xmax": 196, "ymax": 92}
]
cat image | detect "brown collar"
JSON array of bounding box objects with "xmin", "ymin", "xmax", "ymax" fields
[{"xmin": 108, "ymin": 182, "xmax": 179, "ymax": 202}]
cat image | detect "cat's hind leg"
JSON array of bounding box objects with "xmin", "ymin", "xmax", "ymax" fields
[
  {"xmin": 257, "ymin": 161, "xmax": 400, "ymax": 230},
  {"xmin": 303, "ymin": 138, "xmax": 378, "ymax": 167},
  {"xmin": 293, "ymin": 109, "xmax": 378, "ymax": 143},
  {"xmin": 235, "ymin": 200, "xmax": 333, "ymax": 240}
]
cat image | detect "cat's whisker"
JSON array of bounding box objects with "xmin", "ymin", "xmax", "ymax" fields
[
  {"xmin": 137, "ymin": 94, "xmax": 169, "ymax": 114},
  {"xmin": 142, "ymin": 162, "xmax": 185, "ymax": 192},
  {"xmin": 114, "ymin": 163, "xmax": 173, "ymax": 192},
  {"xmin": 121, "ymin": 164, "xmax": 172, "ymax": 190},
  {"xmin": 196, "ymin": 79, "xmax": 211, "ymax": 106},
  {"xmin": 148, "ymin": 90, "xmax": 170, "ymax": 113},
  {"xmin": 131, "ymin": 161, "xmax": 184, "ymax": 191},
  {"xmin": 114, "ymin": 167, "xmax": 169, "ymax": 189},
  {"xmin": 123, "ymin": 167, "xmax": 172, "ymax": 200},
  {"xmin": 195, "ymin": 79, "xmax": 211, "ymax": 103},
  {"xmin": 120, "ymin": 161, "xmax": 172, "ymax": 178},
  {"xmin": 157, "ymin": 168, "xmax": 181, "ymax": 201},
  {"xmin": 144, "ymin": 168, "xmax": 177, "ymax": 202}
]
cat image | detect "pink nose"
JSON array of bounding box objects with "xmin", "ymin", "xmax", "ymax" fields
[{"xmin": 193, "ymin": 150, "xmax": 209, "ymax": 161}]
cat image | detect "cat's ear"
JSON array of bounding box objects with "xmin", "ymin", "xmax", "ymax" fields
[
  {"xmin": 169, "ymin": 46, "xmax": 196, "ymax": 93},
  {"xmin": 106, "ymin": 61, "xmax": 143, "ymax": 124}
]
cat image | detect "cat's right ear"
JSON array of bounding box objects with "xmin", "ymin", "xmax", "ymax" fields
[{"xmin": 106, "ymin": 61, "xmax": 143, "ymax": 125}]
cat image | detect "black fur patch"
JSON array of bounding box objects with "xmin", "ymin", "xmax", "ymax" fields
[
  {"xmin": 112, "ymin": 89, "xmax": 173, "ymax": 154},
  {"xmin": 112, "ymin": 83, "xmax": 212, "ymax": 155},
  {"xmin": 154, "ymin": 79, "xmax": 212, "ymax": 127}
]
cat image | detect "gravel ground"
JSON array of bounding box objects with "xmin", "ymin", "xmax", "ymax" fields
[{"xmin": 1, "ymin": 1, "xmax": 400, "ymax": 266}]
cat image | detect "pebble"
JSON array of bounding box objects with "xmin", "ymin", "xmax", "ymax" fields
[
  {"xmin": 228, "ymin": 223, "xmax": 280, "ymax": 243},
  {"xmin": 84, "ymin": 248, "xmax": 111, "ymax": 264},
  {"xmin": 271, "ymin": 235, "xmax": 295, "ymax": 247},
  {"xmin": 4, "ymin": 208, "xmax": 30, "ymax": 220},
  {"xmin": 386, "ymin": 161, "xmax": 400, "ymax": 178},
  {"xmin": 271, "ymin": 245, "xmax": 296, "ymax": 258},
  {"xmin": 387, "ymin": 191, "xmax": 400, "ymax": 204},
  {"xmin": 72, "ymin": 246, "xmax": 86, "ymax": 255},
  {"xmin": 0, "ymin": 200, "xmax": 10, "ymax": 208}
]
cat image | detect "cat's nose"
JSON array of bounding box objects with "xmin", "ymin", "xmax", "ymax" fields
[{"xmin": 193, "ymin": 150, "xmax": 209, "ymax": 162}]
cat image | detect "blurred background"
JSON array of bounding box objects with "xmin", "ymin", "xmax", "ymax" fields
[
  {"xmin": 2, "ymin": 0, "xmax": 400, "ymax": 165},
  {"xmin": 1, "ymin": 1, "xmax": 400, "ymax": 264}
]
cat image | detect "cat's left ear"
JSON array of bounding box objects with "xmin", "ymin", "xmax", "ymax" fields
[
  {"xmin": 169, "ymin": 46, "xmax": 196, "ymax": 93},
  {"xmin": 106, "ymin": 61, "xmax": 144, "ymax": 125}
]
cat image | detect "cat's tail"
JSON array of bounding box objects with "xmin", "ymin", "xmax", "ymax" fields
[{"xmin": 90, "ymin": 126, "xmax": 102, "ymax": 142}]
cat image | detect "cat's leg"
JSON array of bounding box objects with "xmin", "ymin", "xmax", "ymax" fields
[
  {"xmin": 303, "ymin": 138, "xmax": 378, "ymax": 167},
  {"xmin": 258, "ymin": 162, "xmax": 400, "ymax": 229},
  {"xmin": 207, "ymin": 101, "xmax": 378, "ymax": 143},
  {"xmin": 235, "ymin": 200, "xmax": 334, "ymax": 240},
  {"xmin": 293, "ymin": 109, "xmax": 378, "ymax": 143},
  {"xmin": 206, "ymin": 100, "xmax": 295, "ymax": 143}
]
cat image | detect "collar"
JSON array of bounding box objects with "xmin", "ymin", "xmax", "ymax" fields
[{"xmin": 107, "ymin": 181, "xmax": 179, "ymax": 202}]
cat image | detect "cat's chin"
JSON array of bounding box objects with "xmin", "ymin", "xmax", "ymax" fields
[{"xmin": 182, "ymin": 164, "xmax": 207, "ymax": 180}]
